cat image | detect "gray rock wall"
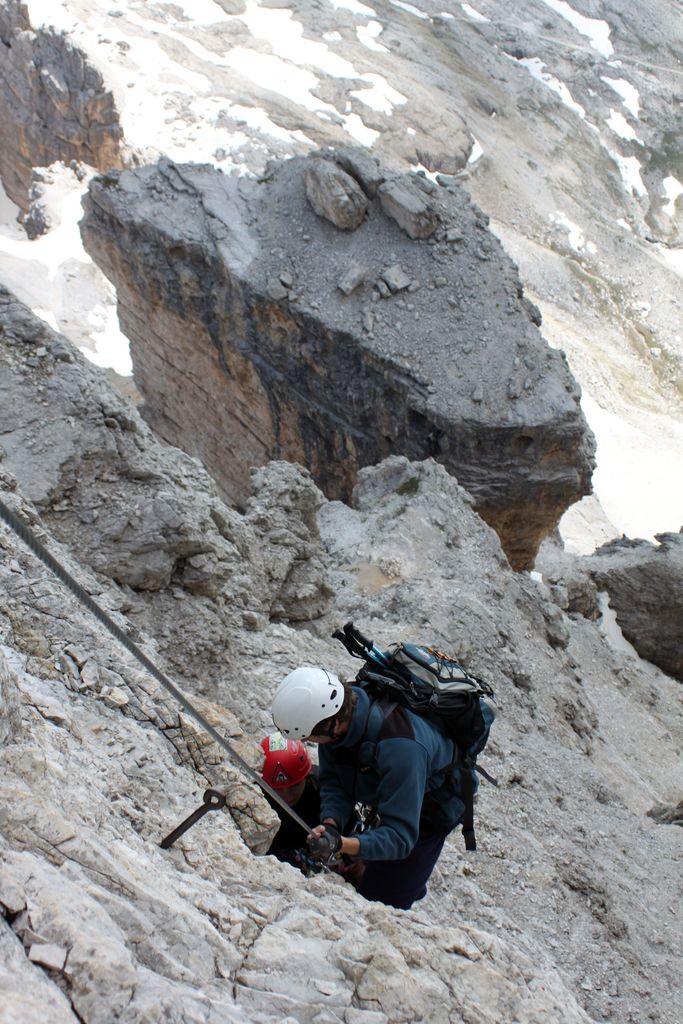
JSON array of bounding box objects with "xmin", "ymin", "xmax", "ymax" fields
[
  {"xmin": 583, "ymin": 531, "xmax": 683, "ymax": 679},
  {"xmin": 0, "ymin": 284, "xmax": 332, "ymax": 695},
  {"xmin": 0, "ymin": 287, "xmax": 614, "ymax": 1024},
  {"xmin": 81, "ymin": 153, "xmax": 595, "ymax": 570},
  {"xmin": 0, "ymin": 289, "xmax": 681, "ymax": 1024},
  {"xmin": 0, "ymin": 0, "xmax": 123, "ymax": 211}
]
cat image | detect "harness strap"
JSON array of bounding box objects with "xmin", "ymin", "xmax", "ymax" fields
[{"xmin": 475, "ymin": 763, "xmax": 499, "ymax": 787}]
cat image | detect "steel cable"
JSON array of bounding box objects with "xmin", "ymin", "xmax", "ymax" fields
[{"xmin": 0, "ymin": 495, "xmax": 312, "ymax": 836}]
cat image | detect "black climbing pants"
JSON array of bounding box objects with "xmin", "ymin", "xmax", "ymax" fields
[{"xmin": 355, "ymin": 828, "xmax": 449, "ymax": 910}]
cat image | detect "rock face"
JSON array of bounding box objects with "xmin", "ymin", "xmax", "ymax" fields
[
  {"xmin": 1, "ymin": 291, "xmax": 682, "ymax": 1024},
  {"xmin": 0, "ymin": 288, "xmax": 617, "ymax": 1024},
  {"xmin": 81, "ymin": 152, "xmax": 595, "ymax": 570},
  {"xmin": 583, "ymin": 531, "xmax": 683, "ymax": 679},
  {"xmin": 0, "ymin": 284, "xmax": 332, "ymax": 696},
  {"xmin": 0, "ymin": 0, "xmax": 123, "ymax": 211}
]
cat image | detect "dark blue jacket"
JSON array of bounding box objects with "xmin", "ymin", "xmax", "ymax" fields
[{"xmin": 319, "ymin": 687, "xmax": 468, "ymax": 861}]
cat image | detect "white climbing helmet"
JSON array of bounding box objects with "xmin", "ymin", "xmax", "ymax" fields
[{"xmin": 271, "ymin": 666, "xmax": 344, "ymax": 739}]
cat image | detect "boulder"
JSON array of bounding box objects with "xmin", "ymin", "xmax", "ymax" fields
[
  {"xmin": 338, "ymin": 261, "xmax": 369, "ymax": 296},
  {"xmin": 380, "ymin": 264, "xmax": 412, "ymax": 293},
  {"xmin": 80, "ymin": 152, "xmax": 595, "ymax": 570},
  {"xmin": 304, "ymin": 158, "xmax": 368, "ymax": 230},
  {"xmin": 377, "ymin": 176, "xmax": 440, "ymax": 239},
  {"xmin": 648, "ymin": 798, "xmax": 683, "ymax": 826},
  {"xmin": 582, "ymin": 530, "xmax": 683, "ymax": 679},
  {"xmin": 333, "ymin": 146, "xmax": 385, "ymax": 197}
]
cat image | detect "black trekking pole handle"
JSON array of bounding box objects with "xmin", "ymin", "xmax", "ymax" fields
[{"xmin": 344, "ymin": 621, "xmax": 373, "ymax": 651}]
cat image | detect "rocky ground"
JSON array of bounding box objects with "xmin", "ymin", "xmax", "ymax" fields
[
  {"xmin": 0, "ymin": 2, "xmax": 682, "ymax": 1022},
  {"xmin": 0, "ymin": 0, "xmax": 681, "ymax": 546},
  {"xmin": 1, "ymin": 290, "xmax": 682, "ymax": 1023}
]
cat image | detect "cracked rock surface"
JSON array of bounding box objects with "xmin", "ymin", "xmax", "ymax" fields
[
  {"xmin": 80, "ymin": 152, "xmax": 595, "ymax": 570},
  {"xmin": 582, "ymin": 531, "xmax": 683, "ymax": 680},
  {"xmin": 1, "ymin": 290, "xmax": 682, "ymax": 1023},
  {"xmin": 0, "ymin": 0, "xmax": 123, "ymax": 212}
]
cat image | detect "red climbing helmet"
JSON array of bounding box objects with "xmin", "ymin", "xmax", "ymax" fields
[{"xmin": 261, "ymin": 732, "xmax": 312, "ymax": 789}]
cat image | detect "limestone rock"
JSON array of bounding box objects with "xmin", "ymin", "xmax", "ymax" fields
[
  {"xmin": 648, "ymin": 798, "xmax": 683, "ymax": 826},
  {"xmin": 304, "ymin": 158, "xmax": 368, "ymax": 230},
  {"xmin": 80, "ymin": 153, "xmax": 595, "ymax": 570},
  {"xmin": 583, "ymin": 530, "xmax": 683, "ymax": 679},
  {"xmin": 1, "ymin": 412, "xmax": 682, "ymax": 1024},
  {"xmin": 380, "ymin": 264, "xmax": 412, "ymax": 294},
  {"xmin": 338, "ymin": 262, "xmax": 369, "ymax": 296},
  {"xmin": 0, "ymin": 649, "xmax": 24, "ymax": 746},
  {"xmin": 0, "ymin": 285, "xmax": 333, "ymax": 698},
  {"xmin": 245, "ymin": 462, "xmax": 333, "ymax": 623},
  {"xmin": 377, "ymin": 176, "xmax": 440, "ymax": 239},
  {"xmin": 333, "ymin": 147, "xmax": 385, "ymax": 198},
  {"xmin": 0, "ymin": 547, "xmax": 602, "ymax": 1024},
  {"xmin": 0, "ymin": 917, "xmax": 78, "ymax": 1024},
  {"xmin": 0, "ymin": 1, "xmax": 123, "ymax": 211}
]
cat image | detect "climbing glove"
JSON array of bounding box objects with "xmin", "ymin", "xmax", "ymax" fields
[{"xmin": 307, "ymin": 823, "xmax": 342, "ymax": 862}]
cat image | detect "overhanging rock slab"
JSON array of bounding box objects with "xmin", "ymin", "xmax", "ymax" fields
[{"xmin": 81, "ymin": 152, "xmax": 595, "ymax": 570}]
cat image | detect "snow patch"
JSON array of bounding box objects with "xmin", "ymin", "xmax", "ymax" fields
[
  {"xmin": 539, "ymin": 0, "xmax": 613, "ymax": 58},
  {"xmin": 656, "ymin": 245, "xmax": 683, "ymax": 279},
  {"xmin": 0, "ymin": 184, "xmax": 23, "ymax": 240},
  {"xmin": 598, "ymin": 593, "xmax": 639, "ymax": 658},
  {"xmin": 410, "ymin": 165, "xmax": 440, "ymax": 183},
  {"xmin": 83, "ymin": 298, "xmax": 133, "ymax": 377},
  {"xmin": 225, "ymin": 49, "xmax": 328, "ymax": 114},
  {"xmin": 0, "ymin": 171, "xmax": 131, "ymax": 375},
  {"xmin": 23, "ymin": 0, "xmax": 78, "ymax": 32},
  {"xmin": 606, "ymin": 110, "xmax": 641, "ymax": 143},
  {"xmin": 351, "ymin": 74, "xmax": 407, "ymax": 114},
  {"xmin": 468, "ymin": 137, "xmax": 484, "ymax": 164},
  {"xmin": 0, "ymin": 185, "xmax": 89, "ymax": 282},
  {"xmin": 357, "ymin": 20, "xmax": 389, "ymax": 52},
  {"xmin": 328, "ymin": 0, "xmax": 377, "ymax": 15},
  {"xmin": 390, "ymin": 0, "xmax": 430, "ymax": 20},
  {"xmin": 514, "ymin": 57, "xmax": 586, "ymax": 118},
  {"xmin": 601, "ymin": 77, "xmax": 640, "ymax": 118},
  {"xmin": 662, "ymin": 176, "xmax": 683, "ymax": 218},
  {"xmin": 609, "ymin": 151, "xmax": 647, "ymax": 198},
  {"xmin": 581, "ymin": 392, "xmax": 683, "ymax": 543},
  {"xmin": 549, "ymin": 212, "xmax": 597, "ymax": 254},
  {"xmin": 228, "ymin": 103, "xmax": 313, "ymax": 147},
  {"xmin": 343, "ymin": 113, "xmax": 379, "ymax": 146},
  {"xmin": 239, "ymin": 3, "xmax": 357, "ymax": 78},
  {"xmin": 461, "ymin": 3, "xmax": 490, "ymax": 23},
  {"xmin": 33, "ymin": 308, "xmax": 59, "ymax": 331}
]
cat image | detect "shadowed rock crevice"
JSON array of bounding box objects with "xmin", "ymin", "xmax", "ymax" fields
[
  {"xmin": 81, "ymin": 152, "xmax": 595, "ymax": 570},
  {"xmin": 0, "ymin": 0, "xmax": 123, "ymax": 212},
  {"xmin": 583, "ymin": 531, "xmax": 683, "ymax": 680}
]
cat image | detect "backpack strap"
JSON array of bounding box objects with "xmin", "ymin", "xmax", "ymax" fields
[
  {"xmin": 356, "ymin": 698, "xmax": 414, "ymax": 770},
  {"xmin": 459, "ymin": 756, "xmax": 477, "ymax": 852}
]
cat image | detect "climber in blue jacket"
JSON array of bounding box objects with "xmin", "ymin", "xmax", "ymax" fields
[{"xmin": 271, "ymin": 666, "xmax": 468, "ymax": 909}]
